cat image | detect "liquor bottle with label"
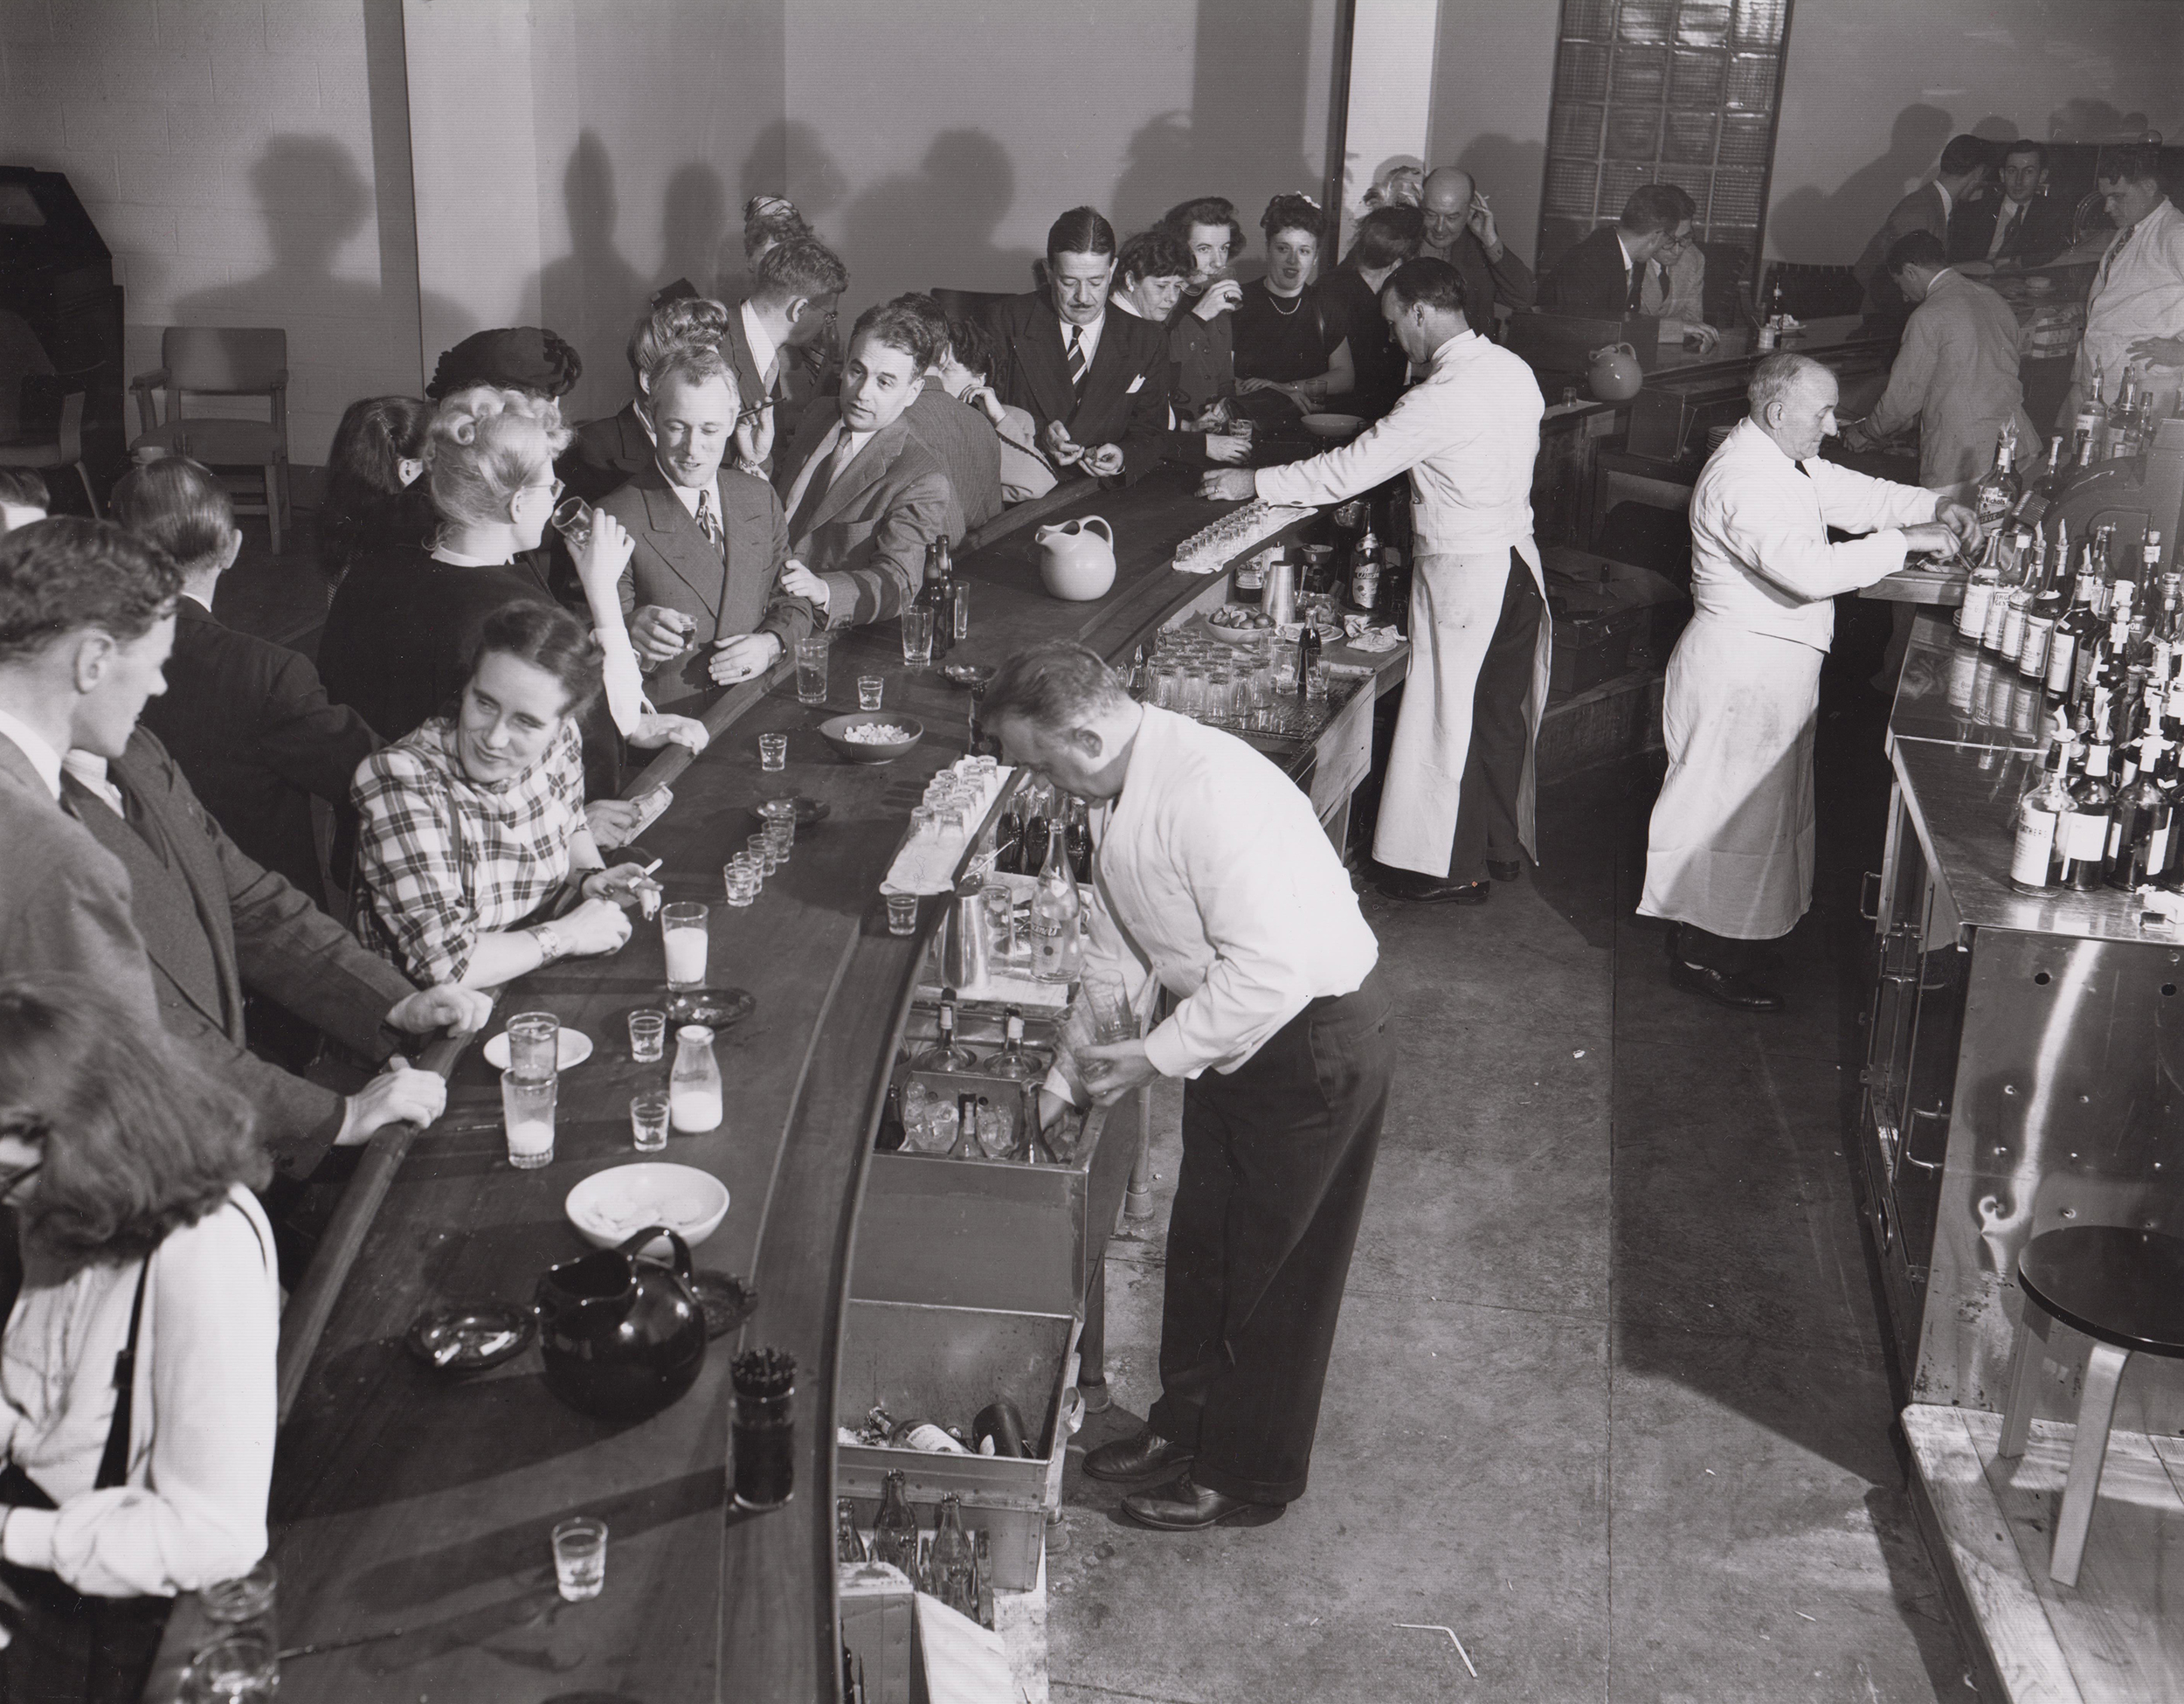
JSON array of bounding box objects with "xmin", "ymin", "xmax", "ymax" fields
[
  {"xmin": 2018, "ymin": 531, "xmax": 2062, "ymax": 680},
  {"xmin": 2075, "ymin": 371, "xmax": 2107, "ymax": 467},
  {"xmin": 1030, "ymin": 824, "xmax": 1082, "ymax": 983},
  {"xmin": 1998, "ymin": 530, "xmax": 2038, "ymax": 663},
  {"xmin": 916, "ymin": 987, "xmax": 978, "ymax": 1071},
  {"xmin": 2046, "ymin": 558, "xmax": 2098, "ymax": 697},
  {"xmin": 1980, "ymin": 530, "xmax": 2020, "ymax": 653},
  {"xmin": 2146, "ymin": 746, "xmax": 2181, "ymax": 887},
  {"xmin": 1958, "ymin": 537, "xmax": 2001, "ymax": 643},
  {"xmin": 2109, "ymin": 371, "xmax": 2140, "ymax": 459},
  {"xmin": 985, "ymin": 1007, "xmax": 1040, "ymax": 1080},
  {"xmin": 1973, "ymin": 432, "xmax": 2022, "ymax": 531},
  {"xmin": 2010, "ymin": 743, "xmax": 2075, "ymax": 893},
  {"xmin": 2109, "ymin": 731, "xmax": 2171, "ymax": 888},
  {"xmin": 2038, "ymin": 432, "xmax": 2067, "ymax": 499},
  {"xmin": 2062, "ymin": 738, "xmax": 2116, "ymax": 890}
]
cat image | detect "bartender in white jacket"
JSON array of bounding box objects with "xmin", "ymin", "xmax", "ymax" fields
[
  {"xmin": 2068, "ymin": 144, "xmax": 2184, "ymax": 421},
  {"xmin": 990, "ymin": 641, "xmax": 1388, "ymax": 1534},
  {"xmin": 1640, "ymin": 352, "xmax": 1976, "ymax": 1011},
  {"xmin": 1206, "ymin": 255, "xmax": 1548, "ymax": 904}
]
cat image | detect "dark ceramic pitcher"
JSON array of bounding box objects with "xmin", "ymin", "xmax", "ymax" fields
[{"xmin": 535, "ymin": 1226, "xmax": 707, "ymax": 1420}]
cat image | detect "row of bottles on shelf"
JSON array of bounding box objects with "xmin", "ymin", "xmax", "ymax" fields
[
  {"xmin": 2056, "ymin": 364, "xmax": 2170, "ymax": 473},
  {"xmin": 842, "ymin": 1479, "xmax": 991, "ymax": 1627},
  {"xmin": 1956, "ymin": 517, "xmax": 2166, "ymax": 698},
  {"xmin": 916, "ymin": 534, "xmax": 970, "ymax": 657},
  {"xmin": 991, "ymin": 776, "xmax": 1091, "ymax": 882}
]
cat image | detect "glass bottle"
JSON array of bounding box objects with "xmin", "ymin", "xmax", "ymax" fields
[
  {"xmin": 1295, "ymin": 622, "xmax": 1322, "ymax": 696},
  {"xmin": 1957, "ymin": 537, "xmax": 2001, "ymax": 643},
  {"xmin": 985, "ymin": 1008, "xmax": 1040, "ymax": 1080},
  {"xmin": 1973, "ymin": 432, "xmax": 2022, "ymax": 532},
  {"xmin": 2019, "ymin": 533, "xmax": 2062, "ymax": 680},
  {"xmin": 1020, "ymin": 777, "xmax": 1054, "ymax": 876},
  {"xmin": 917, "ymin": 538, "xmax": 954, "ymax": 662},
  {"xmin": 2075, "ymin": 371, "xmax": 2107, "ymax": 467},
  {"xmin": 929, "ymin": 1494, "xmax": 978, "ymax": 1619},
  {"xmin": 870, "ymin": 1470, "xmax": 921, "ymax": 1576},
  {"xmin": 1063, "ymin": 795, "xmax": 1093, "ymax": 883},
  {"xmin": 1031, "ymin": 820, "xmax": 1082, "ymax": 983},
  {"xmin": 669, "ymin": 1024, "xmax": 722, "ymax": 1132},
  {"xmin": 916, "ymin": 987, "xmax": 978, "ymax": 1072},
  {"xmin": 2107, "ymin": 732, "xmax": 2170, "ymax": 889},
  {"xmin": 2010, "ymin": 743, "xmax": 2075, "ymax": 893},
  {"xmin": 2048, "ymin": 562, "xmax": 2097, "ymax": 698},
  {"xmin": 1998, "ymin": 531, "xmax": 2037, "ymax": 663},
  {"xmin": 2062, "ymin": 739, "xmax": 2115, "ymax": 890},
  {"xmin": 1980, "ymin": 530, "xmax": 2018, "ymax": 653}
]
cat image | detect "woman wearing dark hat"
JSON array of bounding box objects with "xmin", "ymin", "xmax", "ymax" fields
[{"xmin": 424, "ymin": 327, "xmax": 584, "ymax": 403}]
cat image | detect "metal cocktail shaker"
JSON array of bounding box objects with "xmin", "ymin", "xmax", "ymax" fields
[
  {"xmin": 1265, "ymin": 553, "xmax": 1299, "ymax": 627},
  {"xmin": 942, "ymin": 879, "xmax": 991, "ymax": 987}
]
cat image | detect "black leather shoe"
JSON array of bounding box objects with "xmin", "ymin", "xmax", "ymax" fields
[
  {"xmin": 1487, "ymin": 859, "xmax": 1522, "ymax": 883},
  {"xmin": 1083, "ymin": 1431, "xmax": 1192, "ymax": 1483},
  {"xmin": 1669, "ymin": 959, "xmax": 1786, "ymax": 1013},
  {"xmin": 1121, "ymin": 1472, "xmax": 1273, "ymax": 1531},
  {"xmin": 1377, "ymin": 873, "xmax": 1490, "ymax": 904}
]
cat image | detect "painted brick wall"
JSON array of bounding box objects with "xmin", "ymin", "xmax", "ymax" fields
[{"xmin": 0, "ymin": 0, "xmax": 426, "ymax": 463}]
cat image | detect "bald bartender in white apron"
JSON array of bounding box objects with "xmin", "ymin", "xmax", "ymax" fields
[
  {"xmin": 1640, "ymin": 351, "xmax": 1976, "ymax": 1012},
  {"xmin": 1206, "ymin": 254, "xmax": 1549, "ymax": 904}
]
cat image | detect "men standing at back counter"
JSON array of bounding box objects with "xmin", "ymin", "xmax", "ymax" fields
[
  {"xmin": 1639, "ymin": 353, "xmax": 1978, "ymax": 1012},
  {"xmin": 991, "ymin": 642, "xmax": 1389, "ymax": 1532}
]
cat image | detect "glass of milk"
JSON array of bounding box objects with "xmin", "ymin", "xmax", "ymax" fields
[
  {"xmin": 501, "ymin": 1070, "xmax": 556, "ymax": 1169},
  {"xmin": 660, "ymin": 902, "xmax": 710, "ymax": 991}
]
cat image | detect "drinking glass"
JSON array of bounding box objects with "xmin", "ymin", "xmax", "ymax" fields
[
  {"xmin": 1179, "ymin": 666, "xmax": 1207, "ymax": 719},
  {"xmin": 1306, "ymin": 662, "xmax": 1330, "ymax": 702},
  {"xmin": 793, "ymin": 635, "xmax": 830, "ymax": 706},
  {"xmin": 901, "ymin": 605, "xmax": 935, "ymax": 664},
  {"xmin": 722, "ymin": 862, "xmax": 760, "ymax": 908},
  {"xmin": 886, "ymin": 891, "xmax": 920, "ymax": 936},
  {"xmin": 627, "ymin": 1008, "xmax": 667, "ymax": 1063},
  {"xmin": 505, "ymin": 1010, "xmax": 559, "ymax": 1079},
  {"xmin": 981, "ymin": 883, "xmax": 1015, "ymax": 962},
  {"xmin": 501, "ymin": 1070, "xmax": 556, "ymax": 1169},
  {"xmin": 661, "ymin": 902, "xmax": 709, "ymax": 990},
  {"xmin": 201, "ymin": 1558, "xmax": 277, "ymax": 1646},
  {"xmin": 183, "ymin": 1631, "xmax": 279, "ymax": 1703},
  {"xmin": 748, "ymin": 832, "xmax": 778, "ymax": 874},
  {"xmin": 950, "ymin": 581, "xmax": 971, "ymax": 641},
  {"xmin": 764, "ymin": 819, "xmax": 793, "ymax": 864},
  {"xmin": 858, "ymin": 675, "xmax": 884, "ymax": 710},
  {"xmin": 1151, "ymin": 663, "xmax": 1179, "ymax": 708},
  {"xmin": 757, "ymin": 732, "xmax": 786, "ymax": 772},
  {"xmin": 631, "ymin": 1091, "xmax": 671, "ymax": 1153},
  {"xmin": 910, "ymin": 805, "xmax": 937, "ymax": 842},
  {"xmin": 552, "ymin": 1516, "xmax": 608, "ymax": 1602},
  {"xmin": 937, "ymin": 803, "xmax": 969, "ymax": 839},
  {"xmin": 550, "ymin": 495, "xmax": 594, "ymax": 553},
  {"xmin": 1080, "ymin": 968, "xmax": 1136, "ymax": 1044}
]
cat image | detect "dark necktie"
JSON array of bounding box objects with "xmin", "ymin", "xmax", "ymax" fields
[
  {"xmin": 787, "ymin": 433, "xmax": 849, "ymax": 545},
  {"xmin": 1627, "ymin": 263, "xmax": 1645, "ymax": 315},
  {"xmin": 695, "ymin": 488, "xmax": 723, "ymax": 558},
  {"xmin": 2098, "ymin": 224, "xmax": 2135, "ymax": 290},
  {"xmin": 1067, "ymin": 325, "xmax": 1088, "ymax": 392},
  {"xmin": 1994, "ymin": 205, "xmax": 2022, "ymax": 257}
]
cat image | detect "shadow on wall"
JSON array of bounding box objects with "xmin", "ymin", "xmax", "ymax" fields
[
  {"xmin": 1767, "ymin": 103, "xmax": 1952, "ymax": 265},
  {"xmin": 837, "ymin": 128, "xmax": 1040, "ymax": 301},
  {"xmin": 531, "ymin": 130, "xmax": 647, "ymax": 420}
]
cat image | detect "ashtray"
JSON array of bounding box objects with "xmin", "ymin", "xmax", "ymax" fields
[
  {"xmin": 665, "ymin": 987, "xmax": 757, "ymax": 1029},
  {"xmin": 691, "ymin": 1271, "xmax": 757, "ymax": 1340},
  {"xmin": 943, "ymin": 662, "xmax": 997, "ymax": 688},
  {"xmin": 405, "ymin": 1302, "xmax": 536, "ymax": 1373},
  {"xmin": 753, "ymin": 794, "xmax": 831, "ymax": 827}
]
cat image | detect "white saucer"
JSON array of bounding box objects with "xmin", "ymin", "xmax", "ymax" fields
[{"xmin": 482, "ymin": 1028, "xmax": 593, "ymax": 1072}]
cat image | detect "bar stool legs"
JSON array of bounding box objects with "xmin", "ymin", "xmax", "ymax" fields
[
  {"xmin": 1994, "ymin": 1295, "xmax": 2137, "ymax": 1587},
  {"xmin": 2049, "ymin": 1341, "xmax": 2131, "ymax": 1588}
]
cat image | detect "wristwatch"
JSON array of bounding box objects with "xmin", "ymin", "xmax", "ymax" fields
[{"xmin": 530, "ymin": 923, "xmax": 565, "ymax": 963}]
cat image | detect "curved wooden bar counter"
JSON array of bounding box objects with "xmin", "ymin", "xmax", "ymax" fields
[{"xmin": 245, "ymin": 468, "xmax": 1272, "ymax": 1703}]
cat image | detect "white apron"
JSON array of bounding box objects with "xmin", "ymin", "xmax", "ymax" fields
[
  {"xmin": 1637, "ymin": 619, "xmax": 1822, "ymax": 939},
  {"xmin": 1372, "ymin": 541, "xmax": 1552, "ymax": 876}
]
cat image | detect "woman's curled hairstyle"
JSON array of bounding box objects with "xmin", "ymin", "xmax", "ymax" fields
[
  {"xmin": 466, "ymin": 598, "xmax": 605, "ymax": 720},
  {"xmin": 319, "ymin": 395, "xmax": 435, "ymax": 582},
  {"xmin": 425, "ymin": 386, "xmax": 572, "ymax": 532},
  {"xmin": 1261, "ymin": 191, "xmax": 1328, "ymax": 246},
  {"xmin": 0, "ymin": 977, "xmax": 269, "ymax": 1272}
]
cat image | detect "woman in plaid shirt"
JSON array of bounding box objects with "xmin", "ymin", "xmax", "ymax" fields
[{"xmin": 352, "ymin": 602, "xmax": 650, "ymax": 988}]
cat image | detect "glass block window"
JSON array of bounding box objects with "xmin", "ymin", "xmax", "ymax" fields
[{"xmin": 1537, "ymin": 0, "xmax": 1795, "ymax": 300}]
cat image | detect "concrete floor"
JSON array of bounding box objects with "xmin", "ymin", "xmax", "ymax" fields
[{"xmin": 1047, "ymin": 649, "xmax": 1980, "ymax": 1703}]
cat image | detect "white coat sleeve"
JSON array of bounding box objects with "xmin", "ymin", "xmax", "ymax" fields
[
  {"xmin": 1254, "ymin": 386, "xmax": 1443, "ymax": 509},
  {"xmin": 3, "ymin": 1201, "xmax": 278, "ymax": 1597},
  {"xmin": 1710, "ymin": 470, "xmax": 1932, "ymax": 604}
]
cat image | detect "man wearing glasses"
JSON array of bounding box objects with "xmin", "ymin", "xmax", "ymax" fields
[
  {"xmin": 1544, "ymin": 185, "xmax": 1692, "ymax": 326},
  {"xmin": 1637, "ymin": 185, "xmax": 1719, "ymax": 352}
]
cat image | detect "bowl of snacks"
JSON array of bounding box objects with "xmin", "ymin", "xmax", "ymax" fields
[
  {"xmin": 1206, "ymin": 605, "xmax": 1276, "ymax": 641},
  {"xmin": 819, "ymin": 713, "xmax": 924, "ymax": 764},
  {"xmin": 565, "ymin": 1161, "xmax": 731, "ymax": 1253}
]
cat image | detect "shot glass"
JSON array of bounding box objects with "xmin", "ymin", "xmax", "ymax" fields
[
  {"xmin": 501, "ymin": 1070, "xmax": 556, "ymax": 1170},
  {"xmin": 200, "ymin": 1557, "xmax": 277, "ymax": 1646},
  {"xmin": 793, "ymin": 635, "xmax": 830, "ymax": 706},
  {"xmin": 857, "ymin": 675, "xmax": 884, "ymax": 710},
  {"xmin": 551, "ymin": 1516, "xmax": 608, "ymax": 1602},
  {"xmin": 182, "ymin": 1631, "xmax": 279, "ymax": 1704},
  {"xmin": 901, "ymin": 604, "xmax": 935, "ymax": 665},
  {"xmin": 757, "ymin": 732, "xmax": 786, "ymax": 772},
  {"xmin": 661, "ymin": 902, "xmax": 709, "ymax": 991},
  {"xmin": 764, "ymin": 819, "xmax": 793, "ymax": 864},
  {"xmin": 723, "ymin": 863, "xmax": 760, "ymax": 907},
  {"xmin": 885, "ymin": 892, "xmax": 920, "ymax": 936},
  {"xmin": 756, "ymin": 796, "xmax": 798, "ymax": 832},
  {"xmin": 747, "ymin": 832, "xmax": 778, "ymax": 874},
  {"xmin": 505, "ymin": 1011, "xmax": 559, "ymax": 1080},
  {"xmin": 631, "ymin": 1091, "xmax": 671, "ymax": 1153},
  {"xmin": 628, "ymin": 1008, "xmax": 667, "ymax": 1063}
]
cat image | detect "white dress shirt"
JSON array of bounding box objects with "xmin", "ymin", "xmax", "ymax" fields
[
  {"xmin": 0, "ymin": 707, "xmax": 63, "ymax": 798},
  {"xmin": 1255, "ymin": 329, "xmax": 1544, "ymax": 558},
  {"xmin": 780, "ymin": 423, "xmax": 870, "ymax": 531},
  {"xmin": 0, "ymin": 1187, "xmax": 277, "ymax": 1597},
  {"xmin": 1987, "ymin": 197, "xmax": 2027, "ymax": 260},
  {"xmin": 1075, "ymin": 705, "xmax": 1378, "ymax": 1084},
  {"xmin": 2078, "ymin": 196, "xmax": 2184, "ymax": 403},
  {"xmin": 59, "ymin": 751, "xmax": 123, "ymax": 814},
  {"xmin": 1059, "ymin": 314, "xmax": 1105, "ymax": 376},
  {"xmin": 741, "ymin": 298, "xmax": 781, "ymax": 394},
  {"xmin": 1688, "ymin": 418, "xmax": 1939, "ymax": 651}
]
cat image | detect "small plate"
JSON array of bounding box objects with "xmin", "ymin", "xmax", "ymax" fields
[
  {"xmin": 943, "ymin": 662, "xmax": 998, "ymax": 688},
  {"xmin": 753, "ymin": 794, "xmax": 832, "ymax": 827},
  {"xmin": 405, "ymin": 1302, "xmax": 536, "ymax": 1373},
  {"xmin": 566, "ymin": 1162, "xmax": 730, "ymax": 1250},
  {"xmin": 665, "ymin": 987, "xmax": 756, "ymax": 1029},
  {"xmin": 691, "ymin": 1271, "xmax": 757, "ymax": 1340},
  {"xmin": 481, "ymin": 1028, "xmax": 593, "ymax": 1072}
]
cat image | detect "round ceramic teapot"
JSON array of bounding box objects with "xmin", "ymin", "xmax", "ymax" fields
[
  {"xmin": 1035, "ymin": 516, "xmax": 1116, "ymax": 601},
  {"xmin": 535, "ymin": 1225, "xmax": 707, "ymax": 1419},
  {"xmin": 1587, "ymin": 343, "xmax": 1644, "ymax": 402}
]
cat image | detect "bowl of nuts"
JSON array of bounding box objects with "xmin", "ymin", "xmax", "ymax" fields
[{"xmin": 818, "ymin": 713, "xmax": 925, "ymax": 765}]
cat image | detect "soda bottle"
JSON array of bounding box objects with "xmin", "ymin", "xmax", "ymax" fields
[
  {"xmin": 1030, "ymin": 821, "xmax": 1082, "ymax": 983},
  {"xmin": 870, "ymin": 1470, "xmax": 921, "ymax": 1576}
]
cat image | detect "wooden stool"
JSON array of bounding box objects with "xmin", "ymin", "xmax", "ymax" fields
[{"xmin": 1995, "ymin": 1225, "xmax": 2184, "ymax": 1586}]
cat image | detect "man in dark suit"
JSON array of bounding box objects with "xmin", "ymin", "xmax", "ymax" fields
[
  {"xmin": 986, "ymin": 206, "xmax": 1171, "ymax": 487},
  {"xmin": 1948, "ymin": 138, "xmax": 2072, "ymax": 269},
  {"xmin": 1418, "ymin": 167, "xmax": 1537, "ymax": 326},
  {"xmin": 0, "ymin": 517, "xmax": 488, "ymax": 1181},
  {"xmin": 890, "ymin": 292, "xmax": 1004, "ymax": 539},
  {"xmin": 603, "ymin": 343, "xmax": 813, "ymax": 710},
  {"xmin": 724, "ymin": 235, "xmax": 848, "ymax": 480},
  {"xmin": 776, "ymin": 303, "xmax": 954, "ymax": 629},
  {"xmin": 113, "ymin": 457, "xmax": 379, "ymax": 911},
  {"xmin": 1543, "ymin": 184, "xmax": 1689, "ymax": 316},
  {"xmin": 1856, "ymin": 133, "xmax": 1990, "ymax": 331}
]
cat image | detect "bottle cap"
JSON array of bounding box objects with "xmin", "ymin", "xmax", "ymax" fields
[{"xmin": 678, "ymin": 1024, "xmax": 713, "ymax": 1042}]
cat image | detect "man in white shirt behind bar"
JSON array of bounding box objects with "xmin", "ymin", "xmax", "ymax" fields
[{"xmin": 989, "ymin": 641, "xmax": 1391, "ymax": 1533}]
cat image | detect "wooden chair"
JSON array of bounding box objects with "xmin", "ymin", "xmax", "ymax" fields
[
  {"xmin": 1995, "ymin": 1224, "xmax": 2184, "ymax": 1586},
  {"xmin": 129, "ymin": 327, "xmax": 291, "ymax": 551},
  {"xmin": 0, "ymin": 389, "xmax": 97, "ymax": 516}
]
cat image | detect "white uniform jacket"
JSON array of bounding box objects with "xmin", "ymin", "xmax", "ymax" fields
[{"xmin": 2077, "ymin": 196, "xmax": 2184, "ymax": 413}]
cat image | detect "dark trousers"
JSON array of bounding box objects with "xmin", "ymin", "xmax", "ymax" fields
[
  {"xmin": 1448, "ymin": 550, "xmax": 1544, "ymax": 882},
  {"xmin": 1672, "ymin": 922, "xmax": 1773, "ymax": 973},
  {"xmin": 1146, "ymin": 974, "xmax": 1393, "ymax": 1505}
]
